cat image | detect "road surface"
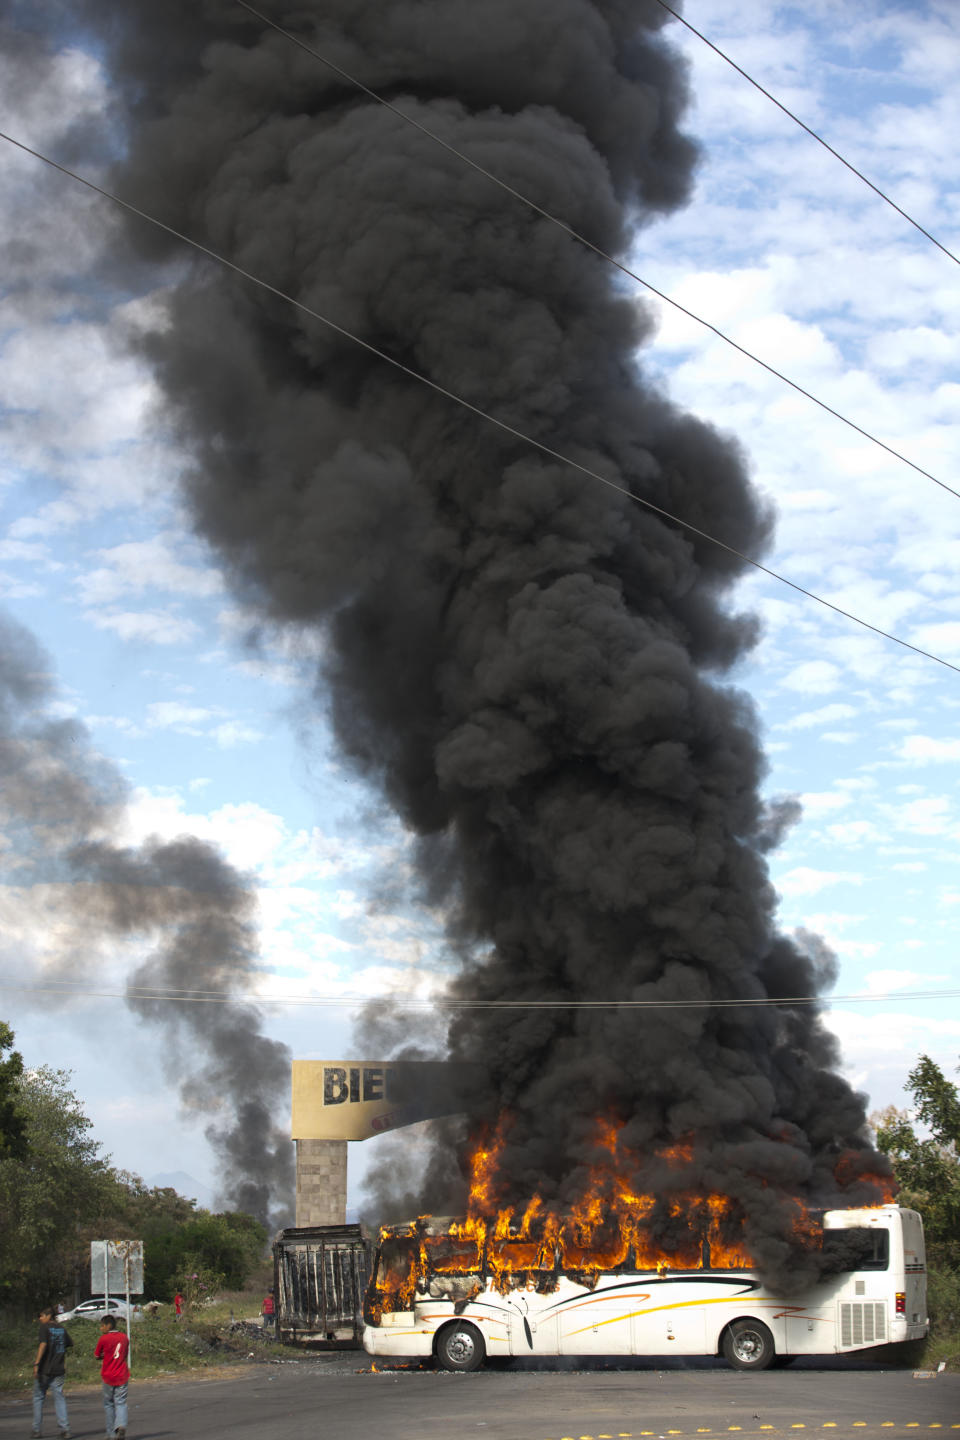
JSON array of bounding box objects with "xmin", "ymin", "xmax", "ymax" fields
[{"xmin": 3, "ymin": 1354, "xmax": 956, "ymax": 1440}]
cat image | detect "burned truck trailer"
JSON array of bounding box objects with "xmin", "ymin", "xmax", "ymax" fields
[{"xmin": 273, "ymin": 1224, "xmax": 370, "ymax": 1346}]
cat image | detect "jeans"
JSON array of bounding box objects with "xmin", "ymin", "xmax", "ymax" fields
[
  {"xmin": 102, "ymin": 1381, "xmax": 128, "ymax": 1436},
  {"xmin": 33, "ymin": 1373, "xmax": 68, "ymax": 1434}
]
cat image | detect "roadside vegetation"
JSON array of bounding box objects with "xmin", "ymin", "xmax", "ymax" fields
[
  {"xmin": 0, "ymin": 1288, "xmax": 287, "ymax": 1392},
  {"xmin": 0, "ymin": 1022, "xmax": 272, "ymax": 1380},
  {"xmin": 875, "ymin": 1053, "xmax": 960, "ymax": 1371}
]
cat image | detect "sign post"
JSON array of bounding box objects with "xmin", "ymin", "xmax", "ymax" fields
[{"xmin": 90, "ymin": 1241, "xmax": 143, "ymax": 1369}]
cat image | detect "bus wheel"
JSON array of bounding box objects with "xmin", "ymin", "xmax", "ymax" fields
[
  {"xmin": 722, "ymin": 1319, "xmax": 775, "ymax": 1371},
  {"xmin": 436, "ymin": 1321, "xmax": 486, "ymax": 1372}
]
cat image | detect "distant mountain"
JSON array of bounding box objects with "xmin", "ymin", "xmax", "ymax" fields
[{"xmin": 147, "ymin": 1171, "xmax": 216, "ymax": 1209}]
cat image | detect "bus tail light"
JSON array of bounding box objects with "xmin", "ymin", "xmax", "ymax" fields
[{"xmin": 895, "ymin": 1292, "xmax": 906, "ymax": 1314}]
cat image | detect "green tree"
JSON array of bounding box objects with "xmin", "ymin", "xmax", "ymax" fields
[
  {"xmin": 140, "ymin": 1209, "xmax": 267, "ymax": 1301},
  {"xmin": 0, "ymin": 1065, "xmax": 119, "ymax": 1311},
  {"xmin": 0, "ymin": 1022, "xmax": 27, "ymax": 1162},
  {"xmin": 874, "ymin": 1054, "xmax": 960, "ymax": 1271}
]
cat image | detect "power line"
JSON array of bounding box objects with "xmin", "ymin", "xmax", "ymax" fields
[
  {"xmin": 2, "ymin": 125, "xmax": 959, "ymax": 679},
  {"xmin": 233, "ymin": 0, "xmax": 960, "ymax": 504},
  {"xmin": 652, "ymin": 0, "xmax": 960, "ymax": 269},
  {"xmin": 5, "ymin": 980, "xmax": 960, "ymax": 1010}
]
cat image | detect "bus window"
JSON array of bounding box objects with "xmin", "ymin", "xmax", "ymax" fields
[{"xmin": 821, "ymin": 1226, "xmax": 889, "ymax": 1272}]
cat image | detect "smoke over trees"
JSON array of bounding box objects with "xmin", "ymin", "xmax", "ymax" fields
[
  {"xmin": 0, "ymin": 612, "xmax": 292, "ymax": 1225},
  {"xmin": 10, "ymin": 0, "xmax": 893, "ymax": 1286}
]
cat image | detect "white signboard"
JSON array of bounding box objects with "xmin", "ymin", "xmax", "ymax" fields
[{"xmin": 90, "ymin": 1240, "xmax": 144, "ymax": 1295}]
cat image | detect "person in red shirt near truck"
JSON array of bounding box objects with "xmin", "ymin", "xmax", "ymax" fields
[{"xmin": 94, "ymin": 1316, "xmax": 129, "ymax": 1440}]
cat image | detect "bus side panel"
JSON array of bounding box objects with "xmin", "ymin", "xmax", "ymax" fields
[
  {"xmin": 557, "ymin": 1287, "xmax": 640, "ymax": 1356},
  {"xmin": 900, "ymin": 1209, "xmax": 928, "ymax": 1335},
  {"xmin": 783, "ymin": 1302, "xmax": 835, "ymax": 1356}
]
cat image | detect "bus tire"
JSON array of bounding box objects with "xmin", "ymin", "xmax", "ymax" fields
[
  {"xmin": 722, "ymin": 1319, "xmax": 775, "ymax": 1371},
  {"xmin": 436, "ymin": 1321, "xmax": 486, "ymax": 1372}
]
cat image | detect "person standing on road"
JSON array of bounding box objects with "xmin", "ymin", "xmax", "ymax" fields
[
  {"xmin": 95, "ymin": 1315, "xmax": 130, "ymax": 1440},
  {"xmin": 32, "ymin": 1304, "xmax": 73, "ymax": 1439}
]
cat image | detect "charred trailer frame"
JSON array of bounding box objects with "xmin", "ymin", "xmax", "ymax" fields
[{"xmin": 273, "ymin": 1223, "xmax": 370, "ymax": 1346}]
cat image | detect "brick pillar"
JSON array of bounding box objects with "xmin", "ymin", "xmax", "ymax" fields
[{"xmin": 295, "ymin": 1138, "xmax": 348, "ymax": 1226}]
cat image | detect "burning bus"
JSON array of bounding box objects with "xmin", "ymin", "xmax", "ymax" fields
[{"xmin": 362, "ymin": 1202, "xmax": 927, "ymax": 1371}]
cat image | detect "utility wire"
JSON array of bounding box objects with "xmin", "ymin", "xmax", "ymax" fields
[
  {"xmin": 652, "ymin": 0, "xmax": 960, "ymax": 269},
  {"xmin": 2, "ymin": 125, "xmax": 959, "ymax": 679},
  {"xmin": 6, "ymin": 981, "xmax": 960, "ymax": 1009},
  {"xmin": 234, "ymin": 0, "xmax": 959, "ymax": 504}
]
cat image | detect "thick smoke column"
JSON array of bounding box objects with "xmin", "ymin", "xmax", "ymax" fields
[
  {"xmin": 0, "ymin": 613, "xmax": 293, "ymax": 1224},
  {"xmin": 58, "ymin": 1, "xmax": 889, "ymax": 1284}
]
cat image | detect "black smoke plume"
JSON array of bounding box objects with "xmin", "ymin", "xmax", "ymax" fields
[
  {"xmin": 36, "ymin": 0, "xmax": 889, "ymax": 1286},
  {"xmin": 0, "ymin": 612, "xmax": 292, "ymax": 1225}
]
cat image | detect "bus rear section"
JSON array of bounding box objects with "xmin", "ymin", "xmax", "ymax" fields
[{"xmin": 362, "ymin": 1204, "xmax": 927, "ymax": 1370}]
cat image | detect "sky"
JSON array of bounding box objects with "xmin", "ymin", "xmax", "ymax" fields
[{"xmin": 1, "ymin": 0, "xmax": 958, "ymax": 1216}]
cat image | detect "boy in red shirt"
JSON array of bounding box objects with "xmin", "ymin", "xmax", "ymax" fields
[{"xmin": 94, "ymin": 1316, "xmax": 130, "ymax": 1440}]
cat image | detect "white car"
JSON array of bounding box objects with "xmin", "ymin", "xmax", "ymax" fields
[{"xmin": 58, "ymin": 1298, "xmax": 141, "ymax": 1323}]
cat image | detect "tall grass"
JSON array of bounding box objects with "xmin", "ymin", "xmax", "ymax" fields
[{"xmin": 0, "ymin": 1301, "xmax": 284, "ymax": 1393}]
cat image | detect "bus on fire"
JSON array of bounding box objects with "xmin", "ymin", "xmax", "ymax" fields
[{"xmin": 362, "ymin": 1204, "xmax": 927, "ymax": 1370}]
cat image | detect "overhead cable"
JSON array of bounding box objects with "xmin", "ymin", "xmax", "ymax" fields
[
  {"xmin": 6, "ymin": 980, "xmax": 960, "ymax": 1009},
  {"xmin": 652, "ymin": 0, "xmax": 960, "ymax": 268},
  {"xmin": 2, "ymin": 126, "xmax": 959, "ymax": 677},
  {"xmin": 233, "ymin": 0, "xmax": 960, "ymax": 504}
]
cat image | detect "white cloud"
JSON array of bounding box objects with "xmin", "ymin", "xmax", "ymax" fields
[
  {"xmin": 778, "ymin": 703, "xmax": 857, "ymax": 731},
  {"xmin": 89, "ymin": 610, "xmax": 200, "ymax": 645},
  {"xmin": 211, "ymin": 721, "xmax": 264, "ymax": 748},
  {"xmin": 779, "ymin": 661, "xmax": 843, "ymax": 695},
  {"xmin": 886, "ymin": 796, "xmax": 952, "ymax": 835},
  {"xmin": 898, "ymin": 734, "xmax": 960, "ymax": 763},
  {"xmin": 777, "ymin": 867, "xmax": 864, "ymax": 897},
  {"xmin": 826, "ymin": 820, "xmax": 880, "ymax": 846},
  {"xmin": 77, "ymin": 535, "xmax": 223, "ymax": 606},
  {"xmin": 797, "ymin": 790, "xmax": 851, "ymax": 818},
  {"xmin": 145, "ymin": 702, "xmax": 213, "ymax": 731}
]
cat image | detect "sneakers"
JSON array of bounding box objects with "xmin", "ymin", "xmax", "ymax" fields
[
  {"xmin": 116, "ymin": 1429, "xmax": 126, "ymax": 1439},
  {"xmin": 59, "ymin": 1431, "xmax": 71, "ymax": 1438}
]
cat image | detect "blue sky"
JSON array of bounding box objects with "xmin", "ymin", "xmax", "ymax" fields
[{"xmin": 1, "ymin": 0, "xmax": 958, "ymax": 1210}]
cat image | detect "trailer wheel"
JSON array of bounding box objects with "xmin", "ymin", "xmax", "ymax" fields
[
  {"xmin": 722, "ymin": 1319, "xmax": 775, "ymax": 1371},
  {"xmin": 436, "ymin": 1321, "xmax": 485, "ymax": 1372}
]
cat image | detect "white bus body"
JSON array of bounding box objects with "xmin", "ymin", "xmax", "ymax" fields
[{"xmin": 363, "ymin": 1204, "xmax": 927, "ymax": 1371}]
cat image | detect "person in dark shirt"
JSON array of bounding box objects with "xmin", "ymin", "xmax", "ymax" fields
[
  {"xmin": 95, "ymin": 1315, "xmax": 131, "ymax": 1440},
  {"xmin": 32, "ymin": 1305, "xmax": 72, "ymax": 1439}
]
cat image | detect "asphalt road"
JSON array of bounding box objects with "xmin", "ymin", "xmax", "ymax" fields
[{"xmin": 3, "ymin": 1355, "xmax": 956, "ymax": 1440}]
